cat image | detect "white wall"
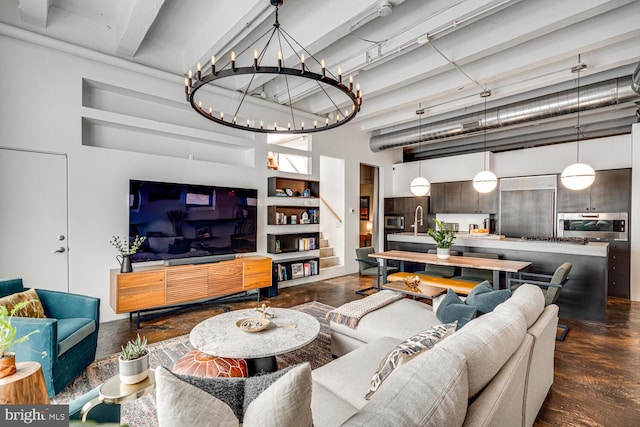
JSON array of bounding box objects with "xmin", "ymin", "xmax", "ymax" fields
[{"xmin": 0, "ymin": 31, "xmax": 397, "ymax": 322}]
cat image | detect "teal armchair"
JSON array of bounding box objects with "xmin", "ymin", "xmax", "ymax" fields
[{"xmin": 0, "ymin": 278, "xmax": 100, "ymax": 397}]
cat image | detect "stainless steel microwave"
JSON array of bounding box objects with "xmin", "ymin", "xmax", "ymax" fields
[
  {"xmin": 384, "ymin": 216, "xmax": 405, "ymax": 230},
  {"xmin": 557, "ymin": 212, "xmax": 628, "ymax": 241}
]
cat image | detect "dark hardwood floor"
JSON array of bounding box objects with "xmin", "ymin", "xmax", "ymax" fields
[{"xmin": 98, "ymin": 274, "xmax": 640, "ymax": 426}]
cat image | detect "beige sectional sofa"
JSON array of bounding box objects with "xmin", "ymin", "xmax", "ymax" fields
[{"xmin": 311, "ymin": 284, "xmax": 558, "ymax": 427}]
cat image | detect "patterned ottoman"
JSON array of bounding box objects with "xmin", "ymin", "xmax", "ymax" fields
[{"xmin": 172, "ymin": 350, "xmax": 248, "ymax": 378}]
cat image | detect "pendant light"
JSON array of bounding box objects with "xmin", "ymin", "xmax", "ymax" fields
[
  {"xmin": 472, "ymin": 89, "xmax": 498, "ymax": 193},
  {"xmin": 410, "ymin": 104, "xmax": 430, "ymax": 196},
  {"xmin": 561, "ymin": 55, "xmax": 595, "ymax": 191}
]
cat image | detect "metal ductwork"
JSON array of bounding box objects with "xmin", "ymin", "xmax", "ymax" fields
[
  {"xmin": 632, "ymin": 62, "xmax": 640, "ymax": 95},
  {"xmin": 370, "ymin": 75, "xmax": 640, "ymax": 153}
]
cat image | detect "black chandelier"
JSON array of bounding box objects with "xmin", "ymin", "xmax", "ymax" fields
[{"xmin": 184, "ymin": 0, "xmax": 362, "ymax": 134}]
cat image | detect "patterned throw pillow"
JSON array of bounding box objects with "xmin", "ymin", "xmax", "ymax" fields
[
  {"xmin": 365, "ymin": 322, "xmax": 457, "ymax": 399},
  {"xmin": 0, "ymin": 288, "xmax": 46, "ymax": 318}
]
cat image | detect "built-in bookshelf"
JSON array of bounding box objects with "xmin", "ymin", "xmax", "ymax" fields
[{"xmin": 266, "ymin": 176, "xmax": 321, "ymax": 287}]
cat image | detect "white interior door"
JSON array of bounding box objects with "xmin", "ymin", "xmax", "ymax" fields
[{"xmin": 0, "ymin": 148, "xmax": 69, "ymax": 292}]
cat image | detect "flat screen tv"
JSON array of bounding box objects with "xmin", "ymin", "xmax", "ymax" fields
[{"xmin": 129, "ymin": 179, "xmax": 257, "ymax": 263}]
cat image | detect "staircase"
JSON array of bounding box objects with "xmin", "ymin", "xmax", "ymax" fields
[{"xmin": 319, "ymin": 233, "xmax": 340, "ymax": 269}]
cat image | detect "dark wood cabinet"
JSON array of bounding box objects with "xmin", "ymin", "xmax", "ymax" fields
[
  {"xmin": 429, "ymin": 183, "xmax": 446, "ymax": 214},
  {"xmin": 429, "ymin": 181, "xmax": 498, "ymax": 214},
  {"xmin": 608, "ymin": 240, "xmax": 630, "ymax": 298},
  {"xmin": 557, "ymin": 168, "xmax": 630, "ymax": 212}
]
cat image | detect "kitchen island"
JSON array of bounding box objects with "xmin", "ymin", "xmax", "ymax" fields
[{"xmin": 386, "ymin": 232, "xmax": 609, "ymax": 322}]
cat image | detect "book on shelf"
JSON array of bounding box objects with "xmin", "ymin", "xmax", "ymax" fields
[
  {"xmin": 303, "ymin": 262, "xmax": 311, "ymax": 276},
  {"xmin": 291, "ymin": 263, "xmax": 305, "ymax": 279}
]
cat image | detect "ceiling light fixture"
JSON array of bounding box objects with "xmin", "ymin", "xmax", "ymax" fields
[
  {"xmin": 561, "ymin": 54, "xmax": 595, "ymax": 191},
  {"xmin": 473, "ymin": 89, "xmax": 498, "ymax": 193},
  {"xmin": 184, "ymin": 0, "xmax": 362, "ymax": 134},
  {"xmin": 410, "ymin": 104, "xmax": 430, "ymax": 196}
]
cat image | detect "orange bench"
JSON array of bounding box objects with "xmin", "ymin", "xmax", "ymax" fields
[{"xmin": 386, "ymin": 271, "xmax": 479, "ymax": 295}]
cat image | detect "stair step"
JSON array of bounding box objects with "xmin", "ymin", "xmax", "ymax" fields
[
  {"xmin": 320, "ymin": 256, "xmax": 340, "ymax": 268},
  {"xmin": 319, "ymin": 247, "xmax": 334, "ymax": 258},
  {"xmin": 320, "ymin": 239, "xmax": 329, "ymax": 248}
]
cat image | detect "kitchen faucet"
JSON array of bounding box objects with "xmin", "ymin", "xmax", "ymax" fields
[{"xmin": 413, "ymin": 205, "xmax": 423, "ymax": 236}]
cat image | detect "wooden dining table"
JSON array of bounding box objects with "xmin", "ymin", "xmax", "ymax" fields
[{"xmin": 369, "ymin": 250, "xmax": 532, "ymax": 290}]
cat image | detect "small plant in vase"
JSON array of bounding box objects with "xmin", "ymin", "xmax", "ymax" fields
[
  {"xmin": 110, "ymin": 235, "xmax": 146, "ymax": 273},
  {"xmin": 0, "ymin": 300, "xmax": 41, "ymax": 378},
  {"xmin": 427, "ymin": 218, "xmax": 456, "ymax": 259},
  {"xmin": 119, "ymin": 334, "xmax": 150, "ymax": 384}
]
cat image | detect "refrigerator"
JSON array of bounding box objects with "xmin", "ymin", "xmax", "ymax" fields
[{"xmin": 499, "ymin": 175, "xmax": 557, "ymax": 238}]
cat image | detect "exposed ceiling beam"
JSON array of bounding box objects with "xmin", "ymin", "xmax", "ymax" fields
[
  {"xmin": 18, "ymin": 0, "xmax": 50, "ymax": 27},
  {"xmin": 116, "ymin": 0, "xmax": 166, "ymax": 57}
]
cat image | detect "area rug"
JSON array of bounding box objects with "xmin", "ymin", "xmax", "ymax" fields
[{"xmin": 52, "ymin": 301, "xmax": 334, "ymax": 427}]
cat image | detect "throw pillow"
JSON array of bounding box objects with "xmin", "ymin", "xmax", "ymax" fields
[
  {"xmin": 365, "ymin": 322, "xmax": 457, "ymax": 399},
  {"xmin": 172, "ymin": 351, "xmax": 248, "ymax": 378},
  {"xmin": 0, "ymin": 288, "xmax": 46, "ymax": 318},
  {"xmin": 436, "ymin": 288, "xmax": 477, "ymax": 328},
  {"xmin": 156, "ymin": 363, "xmax": 312, "ymax": 427},
  {"xmin": 466, "ymin": 280, "xmax": 512, "ymax": 314}
]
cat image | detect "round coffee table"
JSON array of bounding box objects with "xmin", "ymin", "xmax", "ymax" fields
[{"xmin": 190, "ymin": 307, "xmax": 320, "ymax": 375}]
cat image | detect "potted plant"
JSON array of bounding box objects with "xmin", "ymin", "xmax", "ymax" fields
[
  {"xmin": 110, "ymin": 235, "xmax": 146, "ymax": 273},
  {"xmin": 0, "ymin": 300, "xmax": 40, "ymax": 378},
  {"xmin": 119, "ymin": 334, "xmax": 150, "ymax": 384},
  {"xmin": 427, "ymin": 218, "xmax": 456, "ymax": 259}
]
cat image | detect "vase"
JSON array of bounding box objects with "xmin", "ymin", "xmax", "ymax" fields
[
  {"xmin": 0, "ymin": 353, "xmax": 17, "ymax": 378},
  {"xmin": 119, "ymin": 353, "xmax": 150, "ymax": 384},
  {"xmin": 436, "ymin": 248, "xmax": 450, "ymax": 260},
  {"xmin": 117, "ymin": 254, "xmax": 133, "ymax": 273}
]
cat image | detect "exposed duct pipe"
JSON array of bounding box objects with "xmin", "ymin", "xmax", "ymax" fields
[
  {"xmin": 370, "ymin": 76, "xmax": 640, "ymax": 152},
  {"xmin": 632, "ymin": 62, "xmax": 640, "ymax": 95}
]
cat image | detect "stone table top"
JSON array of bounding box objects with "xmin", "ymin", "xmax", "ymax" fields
[{"xmin": 189, "ymin": 307, "xmax": 321, "ymax": 359}]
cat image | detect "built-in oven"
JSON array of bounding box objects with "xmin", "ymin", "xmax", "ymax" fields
[
  {"xmin": 384, "ymin": 215, "xmax": 405, "ymax": 230},
  {"xmin": 557, "ymin": 212, "xmax": 628, "ymax": 241}
]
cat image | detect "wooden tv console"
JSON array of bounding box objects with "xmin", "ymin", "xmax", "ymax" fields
[{"xmin": 110, "ymin": 256, "xmax": 272, "ymax": 325}]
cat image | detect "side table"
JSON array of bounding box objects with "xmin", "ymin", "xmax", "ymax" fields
[
  {"xmin": 81, "ymin": 370, "xmax": 155, "ymax": 422},
  {"xmin": 0, "ymin": 361, "xmax": 49, "ymax": 404}
]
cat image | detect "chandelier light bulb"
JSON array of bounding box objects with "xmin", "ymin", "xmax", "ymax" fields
[
  {"xmin": 410, "ymin": 177, "xmax": 430, "ymax": 196},
  {"xmin": 472, "ymin": 170, "xmax": 498, "ymax": 193},
  {"xmin": 561, "ymin": 163, "xmax": 596, "ymax": 190}
]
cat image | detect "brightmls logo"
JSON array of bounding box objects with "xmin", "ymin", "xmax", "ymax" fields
[{"xmin": 1, "ymin": 406, "xmax": 67, "ymax": 426}]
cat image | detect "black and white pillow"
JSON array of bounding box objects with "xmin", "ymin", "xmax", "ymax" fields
[{"xmin": 365, "ymin": 322, "xmax": 457, "ymax": 399}]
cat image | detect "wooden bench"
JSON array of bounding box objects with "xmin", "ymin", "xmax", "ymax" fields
[{"xmin": 386, "ymin": 271, "xmax": 478, "ymax": 295}]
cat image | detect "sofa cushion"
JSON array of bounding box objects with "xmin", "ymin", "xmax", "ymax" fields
[
  {"xmin": 313, "ymin": 336, "xmax": 402, "ymax": 410},
  {"xmin": 466, "ymin": 281, "xmax": 511, "ymax": 314},
  {"xmin": 438, "ymin": 307, "xmax": 527, "ymax": 398},
  {"xmin": 365, "ymin": 322, "xmax": 457, "ymax": 399},
  {"xmin": 0, "ymin": 288, "xmax": 46, "ymax": 318},
  {"xmin": 57, "ymin": 318, "xmax": 96, "ymax": 356},
  {"xmin": 311, "ymin": 382, "xmax": 359, "ymax": 427},
  {"xmin": 330, "ymin": 299, "xmax": 441, "ymax": 345},
  {"xmin": 156, "ymin": 363, "xmax": 312, "ymax": 427},
  {"xmin": 497, "ymin": 284, "xmax": 545, "ymax": 327},
  {"xmin": 342, "ymin": 346, "xmax": 468, "ymax": 427},
  {"xmin": 0, "ymin": 278, "xmax": 24, "ymax": 298},
  {"xmin": 436, "ymin": 289, "xmax": 477, "ymax": 327}
]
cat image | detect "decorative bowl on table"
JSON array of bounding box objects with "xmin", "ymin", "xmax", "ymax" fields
[
  {"xmin": 236, "ymin": 317, "xmax": 270, "ymax": 333},
  {"xmin": 402, "ymin": 275, "xmax": 422, "ymax": 291}
]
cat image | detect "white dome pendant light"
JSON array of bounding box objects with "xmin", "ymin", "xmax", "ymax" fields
[
  {"xmin": 561, "ymin": 55, "xmax": 595, "ymax": 191},
  {"xmin": 410, "ymin": 104, "xmax": 430, "ymax": 196},
  {"xmin": 473, "ymin": 89, "xmax": 498, "ymax": 193}
]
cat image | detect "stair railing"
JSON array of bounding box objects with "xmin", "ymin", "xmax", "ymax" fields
[{"xmin": 320, "ymin": 196, "xmax": 343, "ymax": 223}]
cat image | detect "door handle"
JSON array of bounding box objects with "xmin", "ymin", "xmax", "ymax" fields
[{"xmin": 52, "ymin": 247, "xmax": 66, "ymax": 253}]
